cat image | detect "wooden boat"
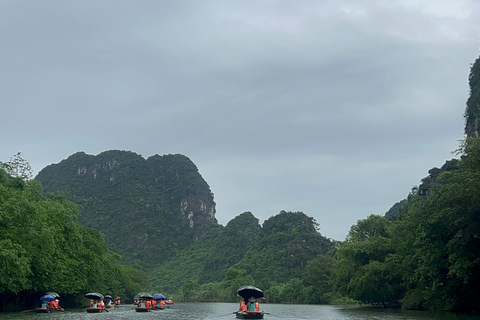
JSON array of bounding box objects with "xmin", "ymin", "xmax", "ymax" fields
[
  {"xmin": 235, "ymin": 311, "xmax": 264, "ymax": 319},
  {"xmin": 235, "ymin": 286, "xmax": 265, "ymax": 319},
  {"xmin": 135, "ymin": 307, "xmax": 150, "ymax": 312},
  {"xmin": 86, "ymin": 307, "xmax": 106, "ymax": 313}
]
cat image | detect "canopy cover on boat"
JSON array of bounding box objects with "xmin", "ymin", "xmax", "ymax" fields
[
  {"xmin": 154, "ymin": 294, "xmax": 166, "ymax": 300},
  {"xmin": 85, "ymin": 292, "xmax": 104, "ymax": 300},
  {"xmin": 40, "ymin": 294, "xmax": 55, "ymax": 302},
  {"xmin": 104, "ymin": 295, "xmax": 113, "ymax": 300},
  {"xmin": 237, "ymin": 286, "xmax": 264, "ymax": 299}
]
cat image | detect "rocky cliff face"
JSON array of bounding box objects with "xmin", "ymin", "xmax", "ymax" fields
[
  {"xmin": 465, "ymin": 56, "xmax": 480, "ymax": 137},
  {"xmin": 35, "ymin": 150, "xmax": 217, "ymax": 266}
]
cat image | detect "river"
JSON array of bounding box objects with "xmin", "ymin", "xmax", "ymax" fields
[{"xmin": 2, "ymin": 303, "xmax": 480, "ymax": 320}]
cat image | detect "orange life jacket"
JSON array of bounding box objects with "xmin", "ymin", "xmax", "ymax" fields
[
  {"xmin": 255, "ymin": 302, "xmax": 259, "ymax": 311},
  {"xmin": 240, "ymin": 301, "xmax": 247, "ymax": 312}
]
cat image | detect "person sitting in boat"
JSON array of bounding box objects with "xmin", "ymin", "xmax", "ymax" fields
[
  {"xmin": 239, "ymin": 300, "xmax": 247, "ymax": 312},
  {"xmin": 106, "ymin": 299, "xmax": 113, "ymax": 307},
  {"xmin": 159, "ymin": 299, "xmax": 165, "ymax": 308},
  {"xmin": 145, "ymin": 299, "xmax": 151, "ymax": 309},
  {"xmin": 98, "ymin": 300, "xmax": 105, "ymax": 309},
  {"xmin": 247, "ymin": 297, "xmax": 257, "ymax": 311},
  {"xmin": 152, "ymin": 299, "xmax": 157, "ymax": 308},
  {"xmin": 53, "ymin": 298, "xmax": 60, "ymax": 310},
  {"xmin": 41, "ymin": 301, "xmax": 48, "ymax": 309},
  {"xmin": 91, "ymin": 300, "xmax": 98, "ymax": 308},
  {"xmin": 47, "ymin": 300, "xmax": 55, "ymax": 310}
]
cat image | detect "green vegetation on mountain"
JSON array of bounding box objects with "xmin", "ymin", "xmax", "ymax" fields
[
  {"xmin": 35, "ymin": 151, "xmax": 217, "ymax": 267},
  {"xmin": 148, "ymin": 211, "xmax": 334, "ymax": 302},
  {"xmin": 465, "ymin": 55, "xmax": 480, "ymax": 137}
]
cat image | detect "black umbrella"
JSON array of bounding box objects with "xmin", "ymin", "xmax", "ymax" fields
[
  {"xmin": 85, "ymin": 292, "xmax": 104, "ymax": 300},
  {"xmin": 237, "ymin": 286, "xmax": 264, "ymax": 299},
  {"xmin": 138, "ymin": 292, "xmax": 153, "ymax": 299},
  {"xmin": 104, "ymin": 295, "xmax": 113, "ymax": 300}
]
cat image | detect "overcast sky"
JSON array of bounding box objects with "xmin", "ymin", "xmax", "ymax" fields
[{"xmin": 1, "ymin": 0, "xmax": 479, "ymax": 241}]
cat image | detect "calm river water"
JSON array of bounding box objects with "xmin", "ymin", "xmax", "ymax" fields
[{"xmin": 2, "ymin": 303, "xmax": 480, "ymax": 320}]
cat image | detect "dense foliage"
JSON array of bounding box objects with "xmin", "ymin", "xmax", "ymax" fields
[{"xmin": 0, "ymin": 168, "xmax": 144, "ymax": 311}]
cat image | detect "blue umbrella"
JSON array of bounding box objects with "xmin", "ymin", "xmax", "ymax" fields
[
  {"xmin": 153, "ymin": 294, "xmax": 166, "ymax": 300},
  {"xmin": 40, "ymin": 294, "xmax": 55, "ymax": 302}
]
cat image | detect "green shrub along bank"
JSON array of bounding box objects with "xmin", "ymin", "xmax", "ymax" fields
[{"xmin": 0, "ymin": 166, "xmax": 145, "ymax": 311}]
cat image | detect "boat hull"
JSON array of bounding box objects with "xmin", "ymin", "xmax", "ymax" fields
[
  {"xmin": 135, "ymin": 307, "xmax": 150, "ymax": 312},
  {"xmin": 36, "ymin": 308, "xmax": 61, "ymax": 313},
  {"xmin": 86, "ymin": 308, "xmax": 106, "ymax": 313},
  {"xmin": 235, "ymin": 311, "xmax": 264, "ymax": 319}
]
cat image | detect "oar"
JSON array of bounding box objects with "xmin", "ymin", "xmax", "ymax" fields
[
  {"xmin": 20, "ymin": 309, "xmax": 36, "ymax": 313},
  {"xmin": 213, "ymin": 311, "xmax": 238, "ymax": 317}
]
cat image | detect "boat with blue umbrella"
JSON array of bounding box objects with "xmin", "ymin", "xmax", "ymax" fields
[
  {"xmin": 35, "ymin": 294, "xmax": 56, "ymax": 313},
  {"xmin": 153, "ymin": 293, "xmax": 166, "ymax": 309}
]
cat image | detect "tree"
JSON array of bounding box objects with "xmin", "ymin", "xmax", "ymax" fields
[
  {"xmin": 2, "ymin": 152, "xmax": 33, "ymax": 181},
  {"xmin": 334, "ymin": 215, "xmax": 402, "ymax": 307},
  {"xmin": 302, "ymin": 255, "xmax": 335, "ymax": 304}
]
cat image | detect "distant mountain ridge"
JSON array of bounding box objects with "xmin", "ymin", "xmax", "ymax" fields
[{"xmin": 35, "ymin": 150, "xmax": 217, "ymax": 267}]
